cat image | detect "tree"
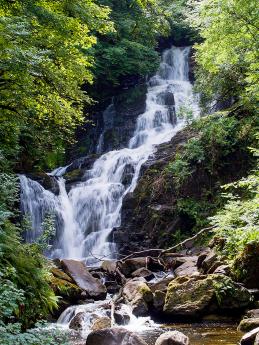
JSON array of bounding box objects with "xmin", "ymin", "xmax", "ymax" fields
[
  {"xmin": 0, "ymin": 0, "xmax": 113, "ymax": 170},
  {"xmin": 187, "ymin": 0, "xmax": 259, "ymax": 112}
]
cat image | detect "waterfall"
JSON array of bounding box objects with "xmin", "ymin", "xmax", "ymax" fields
[{"xmin": 19, "ymin": 46, "xmax": 199, "ymax": 263}]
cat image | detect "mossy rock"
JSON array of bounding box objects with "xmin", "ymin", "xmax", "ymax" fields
[
  {"xmin": 164, "ymin": 274, "xmax": 252, "ymax": 317},
  {"xmin": 50, "ymin": 276, "xmax": 83, "ymax": 300},
  {"xmin": 63, "ymin": 169, "xmax": 84, "ymax": 183},
  {"xmin": 51, "ymin": 267, "xmax": 73, "ymax": 283},
  {"xmin": 238, "ymin": 318, "xmax": 259, "ymax": 332}
]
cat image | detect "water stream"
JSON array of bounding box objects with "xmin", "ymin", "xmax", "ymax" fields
[{"xmin": 20, "ymin": 46, "xmax": 199, "ymax": 263}]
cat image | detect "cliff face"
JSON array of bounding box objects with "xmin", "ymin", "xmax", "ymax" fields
[{"xmin": 113, "ymin": 113, "xmax": 254, "ymax": 254}]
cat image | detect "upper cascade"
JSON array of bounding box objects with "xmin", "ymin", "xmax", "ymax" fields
[{"xmin": 20, "ymin": 46, "xmax": 199, "ymax": 264}]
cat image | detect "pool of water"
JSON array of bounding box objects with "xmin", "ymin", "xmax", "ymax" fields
[{"xmin": 139, "ymin": 323, "xmax": 242, "ymax": 345}]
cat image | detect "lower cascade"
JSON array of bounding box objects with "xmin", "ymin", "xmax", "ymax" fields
[{"xmin": 20, "ymin": 46, "xmax": 199, "ymax": 263}]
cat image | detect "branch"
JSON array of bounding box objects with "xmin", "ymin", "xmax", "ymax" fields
[{"xmin": 159, "ymin": 225, "xmax": 216, "ymax": 256}]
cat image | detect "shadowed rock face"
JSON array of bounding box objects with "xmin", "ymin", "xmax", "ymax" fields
[
  {"xmin": 61, "ymin": 259, "xmax": 107, "ymax": 300},
  {"xmin": 85, "ymin": 328, "xmax": 148, "ymax": 345}
]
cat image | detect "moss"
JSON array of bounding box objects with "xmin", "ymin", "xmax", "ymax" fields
[
  {"xmin": 50, "ymin": 276, "xmax": 82, "ymax": 298},
  {"xmin": 138, "ymin": 283, "xmax": 153, "ymax": 303},
  {"xmin": 51, "ymin": 267, "xmax": 73, "ymax": 283},
  {"xmin": 63, "ymin": 169, "xmax": 83, "ymax": 182}
]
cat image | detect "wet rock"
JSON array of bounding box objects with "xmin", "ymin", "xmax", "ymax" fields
[
  {"xmin": 61, "ymin": 259, "xmax": 107, "ymax": 300},
  {"xmin": 240, "ymin": 327, "xmax": 259, "ymax": 345},
  {"xmin": 85, "ymin": 327, "xmax": 148, "ymax": 345},
  {"xmin": 26, "ymin": 172, "xmax": 59, "ymax": 194},
  {"xmin": 132, "ymin": 268, "xmax": 155, "ymax": 281},
  {"xmin": 105, "ymin": 281, "xmax": 120, "ymax": 294},
  {"xmin": 164, "ymin": 275, "xmax": 252, "ymax": 317},
  {"xmin": 69, "ymin": 312, "xmax": 85, "ymax": 331},
  {"xmin": 114, "ymin": 310, "xmax": 130, "ymax": 325},
  {"xmin": 91, "ymin": 316, "xmax": 111, "ymax": 331},
  {"xmin": 238, "ymin": 318, "xmax": 259, "ymax": 332},
  {"xmin": 123, "ymin": 278, "xmax": 153, "ymax": 316},
  {"xmin": 155, "ymin": 331, "xmax": 189, "ymax": 345}
]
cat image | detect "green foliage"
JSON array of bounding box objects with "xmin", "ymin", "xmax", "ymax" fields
[
  {"xmin": 210, "ymin": 170, "xmax": 259, "ymax": 261},
  {"xmin": 187, "ymin": 0, "xmax": 259, "ymax": 111},
  {"xmin": 93, "ymin": 0, "xmax": 172, "ymax": 87},
  {"xmin": 0, "ymin": 0, "xmax": 113, "ymax": 170}
]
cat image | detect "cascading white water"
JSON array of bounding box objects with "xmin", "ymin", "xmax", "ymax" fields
[{"xmin": 19, "ymin": 46, "xmax": 199, "ymax": 262}]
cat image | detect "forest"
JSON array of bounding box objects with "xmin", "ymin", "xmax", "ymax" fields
[{"xmin": 0, "ymin": 0, "xmax": 258, "ymax": 344}]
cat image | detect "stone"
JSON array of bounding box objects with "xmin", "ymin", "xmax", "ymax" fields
[
  {"xmin": 123, "ymin": 278, "xmax": 153, "ymax": 316},
  {"xmin": 51, "ymin": 267, "xmax": 73, "ymax": 282},
  {"xmin": 119, "ymin": 257, "xmax": 163, "ymax": 277},
  {"xmin": 164, "ymin": 274, "xmax": 252, "ymax": 317},
  {"xmin": 132, "ymin": 268, "xmax": 155, "ymax": 281},
  {"xmin": 91, "ymin": 316, "xmax": 111, "ymax": 331},
  {"xmin": 254, "ymin": 332, "xmax": 259, "ymax": 345},
  {"xmin": 245, "ymin": 309, "xmax": 259, "ymax": 319},
  {"xmin": 50, "ymin": 276, "xmax": 83, "ymax": 302},
  {"xmin": 240, "ymin": 327, "xmax": 259, "ymax": 345},
  {"xmin": 197, "ymin": 249, "xmax": 210, "ymax": 269},
  {"xmin": 148, "ymin": 276, "xmax": 175, "ymax": 293},
  {"xmin": 238, "ymin": 318, "xmax": 259, "ymax": 332},
  {"xmin": 170, "ymin": 256, "xmax": 198, "ymax": 270},
  {"xmin": 233, "ymin": 242, "xmax": 259, "ymax": 288},
  {"xmin": 114, "ymin": 310, "xmax": 130, "ymax": 325},
  {"xmin": 85, "ymin": 328, "xmax": 148, "ymax": 345},
  {"xmin": 69, "ymin": 312, "xmax": 85, "ymax": 331},
  {"xmin": 201, "ymin": 250, "xmax": 218, "ymax": 273},
  {"xmin": 155, "ymin": 331, "xmax": 189, "ymax": 345},
  {"xmin": 213, "ymin": 264, "xmax": 230, "ymax": 275},
  {"xmin": 153, "ymin": 290, "xmax": 166, "ymax": 312},
  {"xmin": 174, "ymin": 261, "xmax": 200, "ymax": 277},
  {"xmin": 101, "ymin": 260, "xmax": 117, "ymax": 274},
  {"xmin": 61, "ymin": 259, "xmax": 107, "ymax": 300},
  {"xmin": 164, "ymin": 275, "xmax": 215, "ymax": 317}
]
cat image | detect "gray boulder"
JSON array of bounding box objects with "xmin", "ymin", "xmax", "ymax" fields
[
  {"xmin": 85, "ymin": 328, "xmax": 148, "ymax": 345},
  {"xmin": 61, "ymin": 259, "xmax": 107, "ymax": 300},
  {"xmin": 155, "ymin": 331, "xmax": 189, "ymax": 345}
]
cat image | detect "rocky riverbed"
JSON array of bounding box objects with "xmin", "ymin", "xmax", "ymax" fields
[{"xmin": 48, "ymin": 244, "xmax": 259, "ymax": 345}]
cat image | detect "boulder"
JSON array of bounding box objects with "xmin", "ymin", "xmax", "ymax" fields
[
  {"xmin": 132, "ymin": 268, "xmax": 155, "ymax": 281},
  {"xmin": 99, "ymin": 261, "xmax": 114, "ymax": 274},
  {"xmin": 51, "ymin": 267, "xmax": 73, "ymax": 282},
  {"xmin": 153, "ymin": 290, "xmax": 166, "ymax": 312},
  {"xmin": 69, "ymin": 312, "xmax": 85, "ymax": 330},
  {"xmin": 91, "ymin": 316, "xmax": 111, "ymax": 331},
  {"xmin": 123, "ymin": 278, "xmax": 153, "ymax": 316},
  {"xmin": 164, "ymin": 275, "xmax": 215, "ymax": 317},
  {"xmin": 85, "ymin": 328, "xmax": 148, "ymax": 345},
  {"xmin": 174, "ymin": 261, "xmax": 200, "ymax": 277},
  {"xmin": 50, "ymin": 276, "xmax": 83, "ymax": 302},
  {"xmin": 233, "ymin": 242, "xmax": 259, "ymax": 288},
  {"xmin": 254, "ymin": 332, "xmax": 259, "ymax": 345},
  {"xmin": 240, "ymin": 327, "xmax": 259, "ymax": 345},
  {"xmin": 61, "ymin": 259, "xmax": 107, "ymax": 300},
  {"xmin": 238, "ymin": 318, "xmax": 259, "ymax": 332},
  {"xmin": 114, "ymin": 310, "xmax": 130, "ymax": 325},
  {"xmin": 149, "ymin": 276, "xmax": 175, "ymax": 293},
  {"xmin": 245, "ymin": 309, "xmax": 259, "ymax": 319},
  {"xmin": 164, "ymin": 275, "xmax": 252, "ymax": 317},
  {"xmin": 213, "ymin": 264, "xmax": 230, "ymax": 275},
  {"xmin": 201, "ymin": 250, "xmax": 218, "ymax": 273},
  {"xmin": 170, "ymin": 256, "xmax": 198, "ymax": 270},
  {"xmin": 155, "ymin": 331, "xmax": 189, "ymax": 345},
  {"xmin": 119, "ymin": 257, "xmax": 163, "ymax": 277}
]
